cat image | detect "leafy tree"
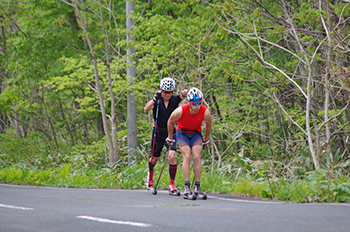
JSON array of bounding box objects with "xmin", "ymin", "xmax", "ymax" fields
[
  {"xmin": 1, "ymin": 0, "xmax": 350, "ymax": 179},
  {"xmin": 207, "ymin": 0, "xmax": 350, "ymax": 171}
]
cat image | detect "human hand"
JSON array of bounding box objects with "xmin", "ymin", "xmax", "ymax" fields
[
  {"xmin": 202, "ymin": 137, "xmax": 210, "ymax": 147},
  {"xmin": 166, "ymin": 137, "xmax": 175, "ymax": 145},
  {"xmin": 152, "ymin": 91, "xmax": 162, "ymax": 102},
  {"xmin": 181, "ymin": 89, "xmax": 188, "ymax": 98}
]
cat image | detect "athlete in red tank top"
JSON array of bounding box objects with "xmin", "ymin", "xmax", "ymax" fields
[
  {"xmin": 166, "ymin": 87, "xmax": 213, "ymax": 200},
  {"xmin": 176, "ymin": 104, "xmax": 207, "ymax": 132}
]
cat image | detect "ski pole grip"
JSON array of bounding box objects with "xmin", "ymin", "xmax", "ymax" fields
[
  {"xmin": 166, "ymin": 137, "xmax": 175, "ymax": 144},
  {"xmin": 202, "ymin": 137, "xmax": 210, "ymax": 146}
]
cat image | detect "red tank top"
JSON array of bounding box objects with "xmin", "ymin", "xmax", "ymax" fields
[{"xmin": 176, "ymin": 104, "xmax": 207, "ymax": 132}]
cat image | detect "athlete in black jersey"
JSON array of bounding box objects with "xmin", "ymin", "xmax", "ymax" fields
[{"xmin": 144, "ymin": 77, "xmax": 188, "ymax": 194}]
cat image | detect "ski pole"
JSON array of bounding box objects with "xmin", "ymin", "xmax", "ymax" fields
[
  {"xmin": 150, "ymin": 99, "xmax": 160, "ymax": 162},
  {"xmin": 152, "ymin": 146, "xmax": 169, "ymax": 195},
  {"xmin": 148, "ymin": 100, "xmax": 159, "ymax": 194}
]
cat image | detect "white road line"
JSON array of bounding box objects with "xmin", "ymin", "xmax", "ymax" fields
[
  {"xmin": 0, "ymin": 203, "xmax": 34, "ymax": 211},
  {"xmin": 208, "ymin": 196, "xmax": 350, "ymax": 206},
  {"xmin": 210, "ymin": 196, "xmax": 283, "ymax": 204},
  {"xmin": 154, "ymin": 189, "xmax": 282, "ymax": 204},
  {"xmin": 77, "ymin": 216, "xmax": 152, "ymax": 228}
]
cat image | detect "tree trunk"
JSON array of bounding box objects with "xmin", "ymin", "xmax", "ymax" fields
[
  {"xmin": 321, "ymin": 0, "xmax": 333, "ymax": 171},
  {"xmin": 68, "ymin": 0, "xmax": 118, "ymax": 164},
  {"xmin": 126, "ymin": 0, "xmax": 137, "ymax": 164},
  {"xmin": 99, "ymin": 0, "xmax": 119, "ymax": 163}
]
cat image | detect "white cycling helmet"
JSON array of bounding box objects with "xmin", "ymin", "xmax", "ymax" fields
[
  {"xmin": 187, "ymin": 87, "xmax": 203, "ymax": 102},
  {"xmin": 160, "ymin": 77, "xmax": 175, "ymax": 92}
]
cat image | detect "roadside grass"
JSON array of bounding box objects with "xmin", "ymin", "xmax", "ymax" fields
[{"xmin": 1, "ymin": 161, "xmax": 349, "ymax": 203}]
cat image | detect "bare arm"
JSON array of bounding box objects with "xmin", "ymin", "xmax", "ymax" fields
[
  {"xmin": 144, "ymin": 91, "xmax": 162, "ymax": 113},
  {"xmin": 203, "ymin": 108, "xmax": 212, "ymax": 139},
  {"xmin": 167, "ymin": 106, "xmax": 183, "ymax": 140},
  {"xmin": 144, "ymin": 99, "xmax": 156, "ymax": 113}
]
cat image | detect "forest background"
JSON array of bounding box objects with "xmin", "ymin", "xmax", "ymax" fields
[{"xmin": 1, "ymin": 0, "xmax": 350, "ymax": 203}]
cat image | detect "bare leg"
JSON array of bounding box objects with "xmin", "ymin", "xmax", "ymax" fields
[
  {"xmin": 150, "ymin": 156, "xmax": 159, "ymax": 165},
  {"xmin": 168, "ymin": 150, "xmax": 177, "ymax": 165},
  {"xmin": 180, "ymin": 145, "xmax": 192, "ymax": 182},
  {"xmin": 192, "ymin": 144, "xmax": 203, "ymax": 182}
]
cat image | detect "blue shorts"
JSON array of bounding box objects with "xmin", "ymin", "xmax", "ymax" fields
[{"xmin": 176, "ymin": 129, "xmax": 202, "ymax": 148}]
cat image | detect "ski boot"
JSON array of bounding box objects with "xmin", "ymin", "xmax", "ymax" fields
[
  {"xmin": 168, "ymin": 180, "xmax": 181, "ymax": 196},
  {"xmin": 194, "ymin": 185, "xmax": 207, "ymax": 200},
  {"xmin": 183, "ymin": 184, "xmax": 196, "ymax": 200},
  {"xmin": 145, "ymin": 171, "xmax": 157, "ymax": 195}
]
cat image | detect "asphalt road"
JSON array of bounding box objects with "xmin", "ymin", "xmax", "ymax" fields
[{"xmin": 1, "ymin": 183, "xmax": 350, "ymax": 232}]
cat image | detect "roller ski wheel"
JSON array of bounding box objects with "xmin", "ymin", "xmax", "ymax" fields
[
  {"xmin": 194, "ymin": 185, "xmax": 207, "ymax": 200},
  {"xmin": 169, "ymin": 189, "xmax": 181, "ymax": 196},
  {"xmin": 152, "ymin": 188, "xmax": 157, "ymax": 195},
  {"xmin": 148, "ymin": 186, "xmax": 157, "ymax": 195},
  {"xmin": 184, "ymin": 193, "xmax": 196, "ymax": 200},
  {"xmin": 195, "ymin": 193, "xmax": 207, "ymax": 200},
  {"xmin": 183, "ymin": 185, "xmax": 196, "ymax": 200}
]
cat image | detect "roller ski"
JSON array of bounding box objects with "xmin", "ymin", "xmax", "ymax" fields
[
  {"xmin": 183, "ymin": 184, "xmax": 196, "ymax": 200},
  {"xmin": 149, "ymin": 185, "xmax": 157, "ymax": 195},
  {"xmin": 194, "ymin": 185, "xmax": 207, "ymax": 200},
  {"xmin": 168, "ymin": 180, "xmax": 181, "ymax": 196},
  {"xmin": 145, "ymin": 170, "xmax": 157, "ymax": 195}
]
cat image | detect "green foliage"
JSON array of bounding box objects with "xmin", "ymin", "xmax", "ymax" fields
[
  {"xmin": 1, "ymin": 0, "xmax": 350, "ymax": 204},
  {"xmin": 0, "ymin": 133, "xmax": 44, "ymax": 168},
  {"xmin": 1, "ymin": 151, "xmax": 350, "ymax": 203},
  {"xmin": 68, "ymin": 139, "xmax": 109, "ymax": 169}
]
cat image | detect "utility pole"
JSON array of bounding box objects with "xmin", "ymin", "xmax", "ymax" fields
[{"xmin": 126, "ymin": 1, "xmax": 137, "ymax": 164}]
